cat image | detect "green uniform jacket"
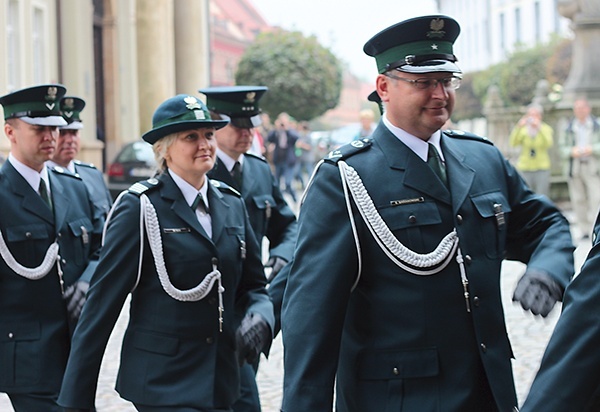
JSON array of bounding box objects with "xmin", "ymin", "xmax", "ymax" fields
[
  {"xmin": 521, "ymin": 214, "xmax": 600, "ymax": 412},
  {"xmin": 74, "ymin": 160, "xmax": 113, "ymax": 219},
  {"xmin": 281, "ymin": 123, "xmax": 574, "ymax": 412},
  {"xmin": 208, "ymin": 153, "xmax": 297, "ymax": 262},
  {"xmin": 0, "ymin": 161, "xmax": 103, "ymax": 394},
  {"xmin": 58, "ymin": 172, "xmax": 274, "ymax": 410}
]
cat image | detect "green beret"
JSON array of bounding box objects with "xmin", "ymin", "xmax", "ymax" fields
[
  {"xmin": 199, "ymin": 86, "xmax": 268, "ymax": 129},
  {"xmin": 142, "ymin": 94, "xmax": 228, "ymax": 144},
  {"xmin": 0, "ymin": 84, "xmax": 67, "ymax": 126},
  {"xmin": 364, "ymin": 15, "xmax": 461, "ymax": 74}
]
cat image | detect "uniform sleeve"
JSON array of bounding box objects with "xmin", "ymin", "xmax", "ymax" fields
[
  {"xmin": 58, "ymin": 195, "xmax": 141, "ymax": 409},
  {"xmin": 265, "ymin": 170, "xmax": 298, "ymax": 261},
  {"xmin": 236, "ymin": 197, "xmax": 275, "ymax": 333},
  {"xmin": 503, "ymin": 155, "xmax": 575, "ymax": 289},
  {"xmin": 281, "ymin": 162, "xmax": 359, "ymax": 411},
  {"xmin": 521, "ymin": 220, "xmax": 600, "ymax": 411}
]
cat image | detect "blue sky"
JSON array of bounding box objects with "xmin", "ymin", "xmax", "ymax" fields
[{"xmin": 251, "ymin": 0, "xmax": 439, "ymax": 80}]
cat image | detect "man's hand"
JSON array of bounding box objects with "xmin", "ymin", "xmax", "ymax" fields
[
  {"xmin": 63, "ymin": 281, "xmax": 90, "ymax": 321},
  {"xmin": 235, "ymin": 312, "xmax": 271, "ymax": 366},
  {"xmin": 512, "ymin": 270, "xmax": 563, "ymax": 317},
  {"xmin": 265, "ymin": 256, "xmax": 287, "ymax": 283}
]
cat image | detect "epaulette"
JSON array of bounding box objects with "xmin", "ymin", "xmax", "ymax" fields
[
  {"xmin": 50, "ymin": 166, "xmax": 82, "ymax": 179},
  {"xmin": 128, "ymin": 178, "xmax": 161, "ymax": 196},
  {"xmin": 443, "ymin": 129, "xmax": 494, "ymax": 145},
  {"xmin": 324, "ymin": 138, "xmax": 373, "ymax": 164},
  {"xmin": 244, "ymin": 152, "xmax": 268, "ymax": 163},
  {"xmin": 211, "ymin": 179, "xmax": 241, "ymax": 197},
  {"xmin": 74, "ymin": 160, "xmax": 98, "ymax": 169}
]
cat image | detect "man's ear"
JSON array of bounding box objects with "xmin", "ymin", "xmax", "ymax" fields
[
  {"xmin": 4, "ymin": 121, "xmax": 17, "ymax": 145},
  {"xmin": 376, "ymin": 74, "xmax": 390, "ymax": 104}
]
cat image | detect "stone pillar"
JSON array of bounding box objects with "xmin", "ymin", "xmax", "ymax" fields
[
  {"xmin": 557, "ymin": 0, "xmax": 600, "ymax": 106},
  {"xmin": 136, "ymin": 0, "xmax": 175, "ymax": 135},
  {"xmin": 174, "ymin": 0, "xmax": 211, "ymax": 95},
  {"xmin": 59, "ymin": 0, "xmax": 101, "ymax": 166}
]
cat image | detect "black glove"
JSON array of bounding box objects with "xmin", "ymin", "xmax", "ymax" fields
[
  {"xmin": 235, "ymin": 312, "xmax": 271, "ymax": 367},
  {"xmin": 512, "ymin": 270, "xmax": 563, "ymax": 317},
  {"xmin": 265, "ymin": 256, "xmax": 287, "ymax": 283},
  {"xmin": 63, "ymin": 281, "xmax": 90, "ymax": 321}
]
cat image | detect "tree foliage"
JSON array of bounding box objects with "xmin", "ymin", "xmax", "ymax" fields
[
  {"xmin": 454, "ymin": 37, "xmax": 572, "ymax": 120},
  {"xmin": 235, "ymin": 29, "xmax": 343, "ymax": 121}
]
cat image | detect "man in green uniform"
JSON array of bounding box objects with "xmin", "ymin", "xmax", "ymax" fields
[
  {"xmin": 280, "ymin": 15, "xmax": 574, "ymax": 412},
  {"xmin": 200, "ymin": 85, "xmax": 298, "ymax": 412},
  {"xmin": 47, "ymin": 96, "xmax": 112, "ymax": 218},
  {"xmin": 0, "ymin": 84, "xmax": 103, "ymax": 411}
]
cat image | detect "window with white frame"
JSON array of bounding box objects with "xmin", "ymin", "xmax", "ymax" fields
[
  {"xmin": 7, "ymin": 0, "xmax": 21, "ymax": 91},
  {"xmin": 32, "ymin": 5, "xmax": 46, "ymax": 84}
]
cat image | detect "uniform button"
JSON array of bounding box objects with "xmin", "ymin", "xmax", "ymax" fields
[
  {"xmin": 473, "ymin": 296, "xmax": 480, "ymax": 307},
  {"xmin": 8, "ymin": 332, "xmax": 13, "ymax": 339},
  {"xmin": 62, "ymin": 258, "xmax": 67, "ymax": 264},
  {"xmin": 408, "ymin": 215, "xmax": 417, "ymax": 224},
  {"xmin": 206, "ymin": 337, "xmax": 214, "ymax": 344},
  {"xmin": 25, "ymin": 232, "xmax": 32, "ymax": 238},
  {"xmin": 211, "ymin": 257, "xmax": 218, "ymax": 266},
  {"xmin": 480, "ymin": 343, "xmax": 487, "ymax": 352},
  {"xmin": 456, "ymin": 214, "xmax": 463, "ymax": 224},
  {"xmin": 392, "ymin": 367, "xmax": 399, "ymax": 375},
  {"xmin": 58, "ymin": 233, "xmax": 62, "ymax": 238},
  {"xmin": 464, "ymin": 255, "xmax": 472, "ymax": 264}
]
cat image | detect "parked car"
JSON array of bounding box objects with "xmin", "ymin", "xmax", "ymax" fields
[{"xmin": 107, "ymin": 140, "xmax": 156, "ymax": 199}]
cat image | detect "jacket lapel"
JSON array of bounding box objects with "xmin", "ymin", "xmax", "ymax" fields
[
  {"xmin": 4, "ymin": 162, "xmax": 54, "ymax": 223},
  {"xmin": 441, "ymin": 136, "xmax": 475, "ymax": 213},
  {"xmin": 48, "ymin": 172, "xmax": 70, "ymax": 232},
  {"xmin": 207, "ymin": 181, "xmax": 230, "ymax": 244},
  {"xmin": 159, "ymin": 174, "xmax": 211, "ymax": 241},
  {"xmin": 375, "ymin": 126, "xmax": 451, "ymax": 205}
]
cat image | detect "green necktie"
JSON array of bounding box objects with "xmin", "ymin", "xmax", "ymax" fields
[
  {"xmin": 191, "ymin": 192, "xmax": 208, "ymax": 215},
  {"xmin": 231, "ymin": 161, "xmax": 243, "ymax": 190},
  {"xmin": 38, "ymin": 178, "xmax": 53, "ymax": 211},
  {"xmin": 427, "ymin": 143, "xmax": 447, "ymax": 186}
]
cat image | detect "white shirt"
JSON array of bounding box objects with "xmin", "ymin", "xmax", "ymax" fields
[
  {"xmin": 216, "ymin": 148, "xmax": 244, "ymax": 173},
  {"xmin": 383, "ymin": 115, "xmax": 445, "ymax": 162},
  {"xmin": 9, "ymin": 153, "xmax": 52, "ymax": 197},
  {"xmin": 168, "ymin": 170, "xmax": 212, "ymax": 238}
]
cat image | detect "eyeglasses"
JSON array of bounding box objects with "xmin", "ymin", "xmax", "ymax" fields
[{"xmin": 385, "ymin": 72, "xmax": 461, "ymax": 90}]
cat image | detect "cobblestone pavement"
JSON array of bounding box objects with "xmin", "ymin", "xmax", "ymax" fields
[{"xmin": 1, "ymin": 218, "xmax": 592, "ymax": 411}]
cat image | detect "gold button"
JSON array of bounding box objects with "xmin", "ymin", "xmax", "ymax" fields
[{"xmin": 392, "ymin": 367, "xmax": 399, "ymax": 375}]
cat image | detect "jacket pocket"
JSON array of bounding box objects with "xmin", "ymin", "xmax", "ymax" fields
[
  {"xmin": 67, "ymin": 217, "xmax": 94, "ymax": 265},
  {"xmin": 471, "ymin": 192, "xmax": 511, "ymax": 259},
  {"xmin": 0, "ymin": 321, "xmax": 41, "ymax": 386}
]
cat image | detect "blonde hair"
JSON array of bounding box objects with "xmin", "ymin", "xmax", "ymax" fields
[{"xmin": 152, "ymin": 133, "xmax": 177, "ymax": 173}]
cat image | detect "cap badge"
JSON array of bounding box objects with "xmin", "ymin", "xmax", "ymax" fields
[
  {"xmin": 64, "ymin": 111, "xmax": 74, "ymax": 119},
  {"xmin": 244, "ymin": 92, "xmax": 256, "ymax": 103},
  {"xmin": 193, "ymin": 110, "xmax": 206, "ymax": 120},
  {"xmin": 427, "ymin": 18, "xmax": 446, "ymax": 39},
  {"xmin": 64, "ymin": 98, "xmax": 75, "ymax": 109},
  {"xmin": 431, "ymin": 44, "xmax": 439, "ymax": 50},
  {"xmin": 184, "ymin": 96, "xmax": 201, "ymax": 111}
]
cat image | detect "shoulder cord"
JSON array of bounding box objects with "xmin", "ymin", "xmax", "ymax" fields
[
  {"xmin": 102, "ymin": 191, "xmax": 225, "ymax": 324},
  {"xmin": 0, "ymin": 231, "xmax": 60, "ymax": 281},
  {"xmin": 338, "ymin": 161, "xmax": 470, "ymax": 310}
]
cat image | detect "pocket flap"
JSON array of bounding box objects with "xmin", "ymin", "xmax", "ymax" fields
[
  {"xmin": 0, "ymin": 321, "xmax": 40, "ymax": 342},
  {"xmin": 471, "ymin": 192, "xmax": 511, "ymax": 218},
  {"xmin": 131, "ymin": 330, "xmax": 179, "ymax": 356},
  {"xmin": 67, "ymin": 218, "xmax": 93, "ymax": 236},
  {"xmin": 358, "ymin": 347, "xmax": 439, "ymax": 380},
  {"xmin": 252, "ymin": 194, "xmax": 275, "ymax": 209},
  {"xmin": 6, "ymin": 224, "xmax": 48, "ymax": 242}
]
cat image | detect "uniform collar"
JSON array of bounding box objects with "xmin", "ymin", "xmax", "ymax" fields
[
  {"xmin": 382, "ymin": 115, "xmax": 444, "ymax": 162},
  {"xmin": 8, "ymin": 152, "xmax": 51, "ymax": 194},
  {"xmin": 168, "ymin": 169, "xmax": 210, "ymax": 209},
  {"xmin": 46, "ymin": 159, "xmax": 76, "ymax": 173},
  {"xmin": 216, "ymin": 148, "xmax": 244, "ymax": 172}
]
